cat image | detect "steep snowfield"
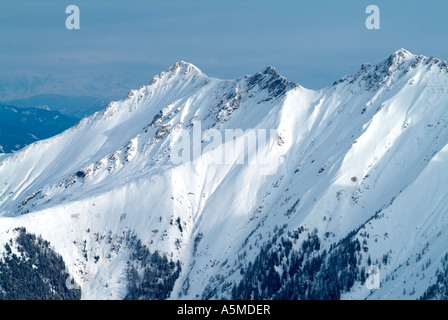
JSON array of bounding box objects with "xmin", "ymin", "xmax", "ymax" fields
[{"xmin": 0, "ymin": 50, "xmax": 447, "ymax": 300}]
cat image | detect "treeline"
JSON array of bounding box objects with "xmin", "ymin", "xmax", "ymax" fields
[
  {"xmin": 125, "ymin": 238, "xmax": 181, "ymax": 300},
  {"xmin": 231, "ymin": 226, "xmax": 366, "ymax": 300},
  {"xmin": 420, "ymin": 252, "xmax": 448, "ymax": 300},
  {"xmin": 0, "ymin": 227, "xmax": 81, "ymax": 300}
]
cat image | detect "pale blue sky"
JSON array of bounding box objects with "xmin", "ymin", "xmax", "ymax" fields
[{"xmin": 0, "ymin": 0, "xmax": 447, "ymax": 99}]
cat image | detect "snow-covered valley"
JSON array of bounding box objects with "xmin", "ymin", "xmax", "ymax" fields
[{"xmin": 0, "ymin": 49, "xmax": 447, "ymax": 300}]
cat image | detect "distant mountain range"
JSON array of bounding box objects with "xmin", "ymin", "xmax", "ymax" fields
[
  {"xmin": 0, "ymin": 95, "xmax": 109, "ymax": 153},
  {"xmin": 2, "ymin": 94, "xmax": 109, "ymax": 119},
  {"xmin": 0, "ymin": 71, "xmax": 133, "ymax": 103}
]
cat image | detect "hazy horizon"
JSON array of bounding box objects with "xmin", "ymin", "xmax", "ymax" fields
[{"xmin": 1, "ymin": 0, "xmax": 447, "ymax": 100}]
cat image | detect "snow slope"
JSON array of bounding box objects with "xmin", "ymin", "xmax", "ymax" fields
[{"xmin": 0, "ymin": 50, "xmax": 447, "ymax": 300}]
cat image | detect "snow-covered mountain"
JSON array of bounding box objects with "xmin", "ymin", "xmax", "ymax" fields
[
  {"xmin": 3, "ymin": 94, "xmax": 109, "ymax": 119},
  {"xmin": 0, "ymin": 49, "xmax": 447, "ymax": 300}
]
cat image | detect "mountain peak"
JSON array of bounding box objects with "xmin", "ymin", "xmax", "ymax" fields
[
  {"xmin": 244, "ymin": 65, "xmax": 299, "ymax": 98},
  {"xmin": 334, "ymin": 48, "xmax": 422, "ymax": 89},
  {"xmin": 394, "ymin": 48, "xmax": 413, "ymax": 57},
  {"xmin": 385, "ymin": 48, "xmax": 415, "ymax": 67},
  {"xmin": 168, "ymin": 61, "xmax": 205, "ymax": 75},
  {"xmin": 261, "ymin": 65, "xmax": 280, "ymax": 76},
  {"xmin": 149, "ymin": 61, "xmax": 206, "ymax": 85}
]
